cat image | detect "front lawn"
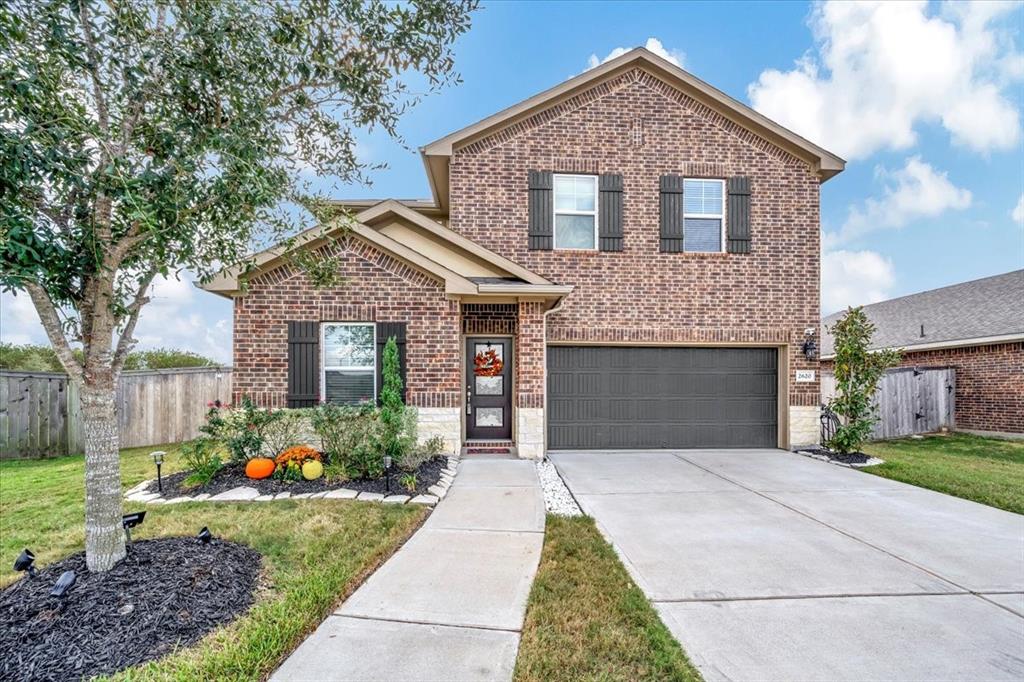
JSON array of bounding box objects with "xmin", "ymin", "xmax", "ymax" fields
[
  {"xmin": 514, "ymin": 515, "xmax": 701, "ymax": 682},
  {"xmin": 861, "ymin": 433, "xmax": 1024, "ymax": 514},
  {"xmin": 0, "ymin": 445, "xmax": 426, "ymax": 679}
]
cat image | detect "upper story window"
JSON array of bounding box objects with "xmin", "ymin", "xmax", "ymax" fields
[
  {"xmin": 553, "ymin": 174, "xmax": 598, "ymax": 250},
  {"xmin": 683, "ymin": 178, "xmax": 725, "ymax": 253},
  {"xmin": 322, "ymin": 322, "xmax": 375, "ymax": 405}
]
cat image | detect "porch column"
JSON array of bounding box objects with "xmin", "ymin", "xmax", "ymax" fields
[{"xmin": 516, "ymin": 300, "xmax": 546, "ymax": 458}]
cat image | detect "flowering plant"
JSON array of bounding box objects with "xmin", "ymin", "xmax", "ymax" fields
[{"xmin": 275, "ymin": 445, "xmax": 322, "ymax": 467}]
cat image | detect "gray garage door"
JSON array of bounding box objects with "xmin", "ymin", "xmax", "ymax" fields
[{"xmin": 547, "ymin": 346, "xmax": 778, "ymax": 449}]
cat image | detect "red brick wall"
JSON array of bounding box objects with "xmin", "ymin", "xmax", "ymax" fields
[
  {"xmin": 232, "ymin": 238, "xmax": 461, "ymax": 408},
  {"xmin": 824, "ymin": 342, "xmax": 1023, "ymax": 433},
  {"xmin": 448, "ymin": 68, "xmax": 822, "ymax": 406}
]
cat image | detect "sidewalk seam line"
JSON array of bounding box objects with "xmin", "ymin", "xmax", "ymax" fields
[{"xmin": 333, "ymin": 613, "xmax": 522, "ymax": 634}]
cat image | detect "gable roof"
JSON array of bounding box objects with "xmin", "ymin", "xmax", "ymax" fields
[
  {"xmin": 198, "ymin": 199, "xmax": 570, "ymax": 301},
  {"xmin": 420, "ymin": 46, "xmax": 846, "ymax": 211},
  {"xmin": 820, "ymin": 270, "xmax": 1024, "ymax": 357}
]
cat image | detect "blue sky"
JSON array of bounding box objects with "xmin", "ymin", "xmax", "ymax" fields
[{"xmin": 2, "ymin": 1, "xmax": 1022, "ymax": 363}]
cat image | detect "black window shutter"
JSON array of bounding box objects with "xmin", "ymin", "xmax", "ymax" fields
[
  {"xmin": 659, "ymin": 175, "xmax": 685, "ymax": 252},
  {"xmin": 376, "ymin": 322, "xmax": 408, "ymax": 404},
  {"xmin": 286, "ymin": 321, "xmax": 319, "ymax": 407},
  {"xmin": 727, "ymin": 176, "xmax": 752, "ymax": 254},
  {"xmin": 527, "ymin": 170, "xmax": 553, "ymax": 250},
  {"xmin": 598, "ymin": 173, "xmax": 624, "ymax": 251}
]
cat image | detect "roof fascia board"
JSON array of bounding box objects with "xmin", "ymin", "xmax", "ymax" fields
[
  {"xmin": 422, "ymin": 47, "xmax": 844, "ymax": 177},
  {"xmin": 820, "ymin": 332, "xmax": 1024, "ymax": 360},
  {"xmin": 356, "ymin": 200, "xmax": 553, "ymax": 286}
]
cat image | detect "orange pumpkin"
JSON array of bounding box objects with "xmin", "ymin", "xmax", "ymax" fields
[{"xmin": 245, "ymin": 458, "xmax": 276, "ymax": 480}]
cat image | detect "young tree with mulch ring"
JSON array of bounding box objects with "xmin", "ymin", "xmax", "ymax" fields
[
  {"xmin": 0, "ymin": 0, "xmax": 476, "ymax": 571},
  {"xmin": 826, "ymin": 307, "xmax": 900, "ymax": 454}
]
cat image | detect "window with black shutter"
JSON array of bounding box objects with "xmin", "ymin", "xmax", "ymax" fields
[{"xmin": 286, "ymin": 321, "xmax": 320, "ymax": 407}]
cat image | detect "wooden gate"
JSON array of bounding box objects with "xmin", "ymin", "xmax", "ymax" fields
[{"xmin": 821, "ymin": 366, "xmax": 956, "ymax": 440}]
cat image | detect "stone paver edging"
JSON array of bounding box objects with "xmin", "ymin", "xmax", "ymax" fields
[{"xmin": 123, "ymin": 455, "xmax": 459, "ymax": 507}]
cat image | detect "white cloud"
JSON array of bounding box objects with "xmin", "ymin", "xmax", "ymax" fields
[
  {"xmin": 748, "ymin": 1, "xmax": 1022, "ymax": 159},
  {"xmin": 832, "ymin": 157, "xmax": 972, "ymax": 245},
  {"xmin": 0, "ymin": 274, "xmax": 232, "ymax": 364},
  {"xmin": 821, "ymin": 248, "xmax": 896, "ymax": 314},
  {"xmin": 586, "ymin": 37, "xmax": 684, "ymax": 71},
  {"xmin": 1012, "ymin": 194, "xmax": 1024, "ymax": 225},
  {"xmin": 0, "ymin": 290, "xmax": 43, "ymax": 345}
]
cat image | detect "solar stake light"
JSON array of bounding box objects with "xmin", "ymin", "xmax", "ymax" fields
[
  {"xmin": 50, "ymin": 570, "xmax": 77, "ymax": 607},
  {"xmin": 14, "ymin": 549, "xmax": 37, "ymax": 578},
  {"xmin": 122, "ymin": 511, "xmax": 146, "ymax": 544},
  {"xmin": 383, "ymin": 455, "xmax": 393, "ymax": 494},
  {"xmin": 150, "ymin": 450, "xmax": 166, "ymax": 492},
  {"xmin": 197, "ymin": 527, "xmax": 213, "ymax": 544}
]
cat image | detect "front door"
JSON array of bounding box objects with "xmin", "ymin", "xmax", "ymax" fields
[{"xmin": 465, "ymin": 337, "xmax": 513, "ymax": 440}]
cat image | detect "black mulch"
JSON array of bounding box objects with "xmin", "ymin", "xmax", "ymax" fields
[
  {"xmin": 149, "ymin": 456, "xmax": 446, "ymax": 498},
  {"xmin": 799, "ymin": 445, "xmax": 873, "ymax": 465},
  {"xmin": 0, "ymin": 537, "xmax": 261, "ymax": 682}
]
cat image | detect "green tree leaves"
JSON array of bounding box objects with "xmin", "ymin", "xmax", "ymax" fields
[{"xmin": 826, "ymin": 307, "xmax": 901, "ymax": 454}]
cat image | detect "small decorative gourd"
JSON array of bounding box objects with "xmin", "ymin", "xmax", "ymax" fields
[
  {"xmin": 301, "ymin": 460, "xmax": 324, "ymax": 480},
  {"xmin": 245, "ymin": 458, "xmax": 276, "ymax": 480}
]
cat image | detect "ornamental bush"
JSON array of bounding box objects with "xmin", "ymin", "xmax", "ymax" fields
[
  {"xmin": 826, "ymin": 307, "xmax": 901, "ymax": 454},
  {"xmin": 181, "ymin": 438, "xmax": 222, "ymax": 488}
]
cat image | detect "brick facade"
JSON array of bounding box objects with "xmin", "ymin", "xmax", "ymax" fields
[
  {"xmin": 231, "ymin": 65, "xmax": 832, "ymax": 452},
  {"xmin": 824, "ymin": 342, "xmax": 1024, "ymax": 434},
  {"xmin": 449, "ymin": 68, "xmax": 822, "ymax": 412},
  {"xmin": 232, "ymin": 238, "xmax": 462, "ymax": 409}
]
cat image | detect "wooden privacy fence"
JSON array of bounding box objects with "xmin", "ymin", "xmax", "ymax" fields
[
  {"xmin": 821, "ymin": 366, "xmax": 956, "ymax": 440},
  {"xmin": 0, "ymin": 367, "xmax": 232, "ymax": 459}
]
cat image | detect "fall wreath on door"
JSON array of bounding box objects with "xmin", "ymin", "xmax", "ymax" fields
[{"xmin": 473, "ymin": 347, "xmax": 504, "ymax": 377}]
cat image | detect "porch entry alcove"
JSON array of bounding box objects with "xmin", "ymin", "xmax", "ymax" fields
[{"xmin": 465, "ymin": 338, "xmax": 513, "ymax": 441}]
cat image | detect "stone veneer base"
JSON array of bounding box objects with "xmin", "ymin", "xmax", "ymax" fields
[
  {"xmin": 516, "ymin": 407, "xmax": 545, "ymax": 460},
  {"xmin": 788, "ymin": 405, "xmax": 821, "ymax": 448}
]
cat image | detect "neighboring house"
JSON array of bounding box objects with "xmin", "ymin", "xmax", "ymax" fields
[
  {"xmin": 202, "ymin": 47, "xmax": 845, "ymax": 457},
  {"xmin": 821, "ymin": 270, "xmax": 1024, "ymax": 437}
]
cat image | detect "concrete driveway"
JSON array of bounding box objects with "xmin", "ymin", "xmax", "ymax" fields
[{"xmin": 550, "ymin": 449, "xmax": 1024, "ymax": 681}]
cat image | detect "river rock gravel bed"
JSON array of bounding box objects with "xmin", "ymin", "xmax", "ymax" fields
[{"xmin": 537, "ymin": 458, "xmax": 582, "ymax": 516}]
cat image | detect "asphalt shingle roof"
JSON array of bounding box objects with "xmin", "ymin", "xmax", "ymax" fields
[{"xmin": 820, "ymin": 270, "xmax": 1024, "ymax": 356}]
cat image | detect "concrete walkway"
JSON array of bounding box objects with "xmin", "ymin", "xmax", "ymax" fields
[
  {"xmin": 551, "ymin": 449, "xmax": 1024, "ymax": 682},
  {"xmin": 272, "ymin": 459, "xmax": 545, "ymax": 681}
]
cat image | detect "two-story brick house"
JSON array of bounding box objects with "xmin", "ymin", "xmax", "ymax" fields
[{"xmin": 202, "ymin": 48, "xmax": 845, "ymax": 457}]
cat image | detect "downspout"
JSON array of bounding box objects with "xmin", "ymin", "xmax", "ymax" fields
[{"xmin": 539, "ymin": 295, "xmax": 569, "ymax": 461}]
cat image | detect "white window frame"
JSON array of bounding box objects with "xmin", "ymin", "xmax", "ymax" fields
[
  {"xmin": 552, "ymin": 173, "xmax": 599, "ymax": 251},
  {"xmin": 320, "ymin": 322, "xmax": 376, "ymax": 404},
  {"xmin": 682, "ymin": 178, "xmax": 726, "ymax": 253}
]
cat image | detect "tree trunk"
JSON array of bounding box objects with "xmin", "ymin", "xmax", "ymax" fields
[{"xmin": 80, "ymin": 379, "xmax": 126, "ymax": 572}]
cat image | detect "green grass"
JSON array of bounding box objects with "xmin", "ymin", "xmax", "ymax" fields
[
  {"xmin": 0, "ymin": 445, "xmax": 426, "ymax": 680},
  {"xmin": 514, "ymin": 515, "xmax": 701, "ymax": 682},
  {"xmin": 861, "ymin": 433, "xmax": 1024, "ymax": 514}
]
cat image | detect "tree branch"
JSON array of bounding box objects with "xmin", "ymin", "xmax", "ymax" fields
[
  {"xmin": 24, "ymin": 282, "xmax": 84, "ymax": 382},
  {"xmin": 76, "ymin": 0, "xmax": 110, "ymax": 137},
  {"xmin": 111, "ymin": 269, "xmax": 157, "ymax": 376}
]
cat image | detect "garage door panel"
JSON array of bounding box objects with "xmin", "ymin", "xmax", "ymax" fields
[{"xmin": 547, "ymin": 346, "xmax": 778, "ymax": 449}]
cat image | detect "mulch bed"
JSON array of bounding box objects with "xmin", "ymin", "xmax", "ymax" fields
[
  {"xmin": 148, "ymin": 456, "xmax": 446, "ymax": 498},
  {"xmin": 0, "ymin": 537, "xmax": 261, "ymax": 681},
  {"xmin": 799, "ymin": 445, "xmax": 873, "ymax": 465}
]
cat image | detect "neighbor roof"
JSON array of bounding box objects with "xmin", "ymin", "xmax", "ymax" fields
[
  {"xmin": 420, "ymin": 46, "xmax": 846, "ymax": 211},
  {"xmin": 820, "ymin": 270, "xmax": 1024, "ymax": 357}
]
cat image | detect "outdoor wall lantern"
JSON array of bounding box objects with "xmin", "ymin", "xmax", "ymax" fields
[
  {"xmin": 122, "ymin": 511, "xmax": 146, "ymax": 544},
  {"xmin": 383, "ymin": 455, "xmax": 393, "ymax": 495},
  {"xmin": 151, "ymin": 450, "xmax": 166, "ymax": 492},
  {"xmin": 13, "ymin": 549, "xmax": 37, "ymax": 578},
  {"xmin": 802, "ymin": 328, "xmax": 818, "ymax": 360},
  {"xmin": 802, "ymin": 338, "xmax": 818, "ymax": 360}
]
